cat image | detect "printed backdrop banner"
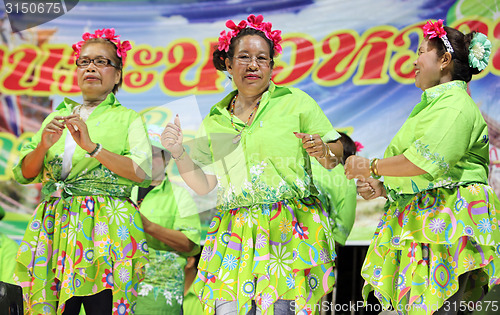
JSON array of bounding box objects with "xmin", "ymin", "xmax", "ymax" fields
[{"xmin": 1, "ymin": 0, "xmax": 499, "ymax": 244}]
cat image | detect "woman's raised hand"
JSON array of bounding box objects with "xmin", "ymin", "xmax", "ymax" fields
[
  {"xmin": 294, "ymin": 132, "xmax": 328, "ymax": 158},
  {"xmin": 65, "ymin": 114, "xmax": 96, "ymax": 152},
  {"xmin": 161, "ymin": 114, "xmax": 184, "ymax": 158},
  {"xmin": 40, "ymin": 116, "xmax": 66, "ymax": 150}
]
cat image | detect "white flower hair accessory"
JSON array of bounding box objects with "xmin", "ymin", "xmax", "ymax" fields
[{"xmin": 468, "ymin": 32, "xmax": 491, "ymax": 71}]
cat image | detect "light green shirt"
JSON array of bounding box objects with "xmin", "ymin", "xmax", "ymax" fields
[
  {"xmin": 183, "ymin": 284, "xmax": 204, "ymax": 315},
  {"xmin": 312, "ymin": 161, "xmax": 357, "ymax": 245},
  {"xmin": 13, "ymin": 93, "xmax": 152, "ymax": 197},
  {"xmin": 190, "ymin": 82, "xmax": 340, "ymax": 210},
  {"xmin": 384, "ymin": 81, "xmax": 489, "ymax": 197},
  {"xmin": 0, "ymin": 232, "xmax": 18, "ymax": 284},
  {"xmin": 138, "ymin": 180, "xmax": 201, "ymax": 255},
  {"xmin": 134, "ymin": 180, "xmax": 201, "ymax": 314}
]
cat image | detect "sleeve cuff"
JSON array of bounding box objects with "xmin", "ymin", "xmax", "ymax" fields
[
  {"xmin": 403, "ymin": 147, "xmax": 445, "ymax": 181},
  {"xmin": 322, "ymin": 129, "xmax": 341, "ymax": 143},
  {"xmin": 13, "ymin": 158, "xmax": 41, "ymax": 184}
]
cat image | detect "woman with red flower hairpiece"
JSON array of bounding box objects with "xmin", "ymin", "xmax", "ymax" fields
[
  {"xmin": 160, "ymin": 14, "xmax": 343, "ymax": 315},
  {"xmin": 345, "ymin": 20, "xmax": 499, "ymax": 314},
  {"xmin": 12, "ymin": 28, "xmax": 152, "ymax": 315}
]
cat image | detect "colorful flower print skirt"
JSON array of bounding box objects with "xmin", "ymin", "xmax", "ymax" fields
[
  {"xmin": 14, "ymin": 195, "xmax": 149, "ymax": 315},
  {"xmin": 194, "ymin": 196, "xmax": 336, "ymax": 315},
  {"xmin": 362, "ymin": 184, "xmax": 500, "ymax": 314}
]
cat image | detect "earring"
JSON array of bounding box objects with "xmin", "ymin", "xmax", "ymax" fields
[{"xmin": 440, "ymin": 66, "xmax": 443, "ymax": 71}]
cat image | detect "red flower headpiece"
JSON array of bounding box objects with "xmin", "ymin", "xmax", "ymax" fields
[
  {"xmin": 218, "ymin": 14, "xmax": 282, "ymax": 54},
  {"xmin": 72, "ymin": 28, "xmax": 132, "ymax": 64},
  {"xmin": 422, "ymin": 19, "xmax": 454, "ymax": 53},
  {"xmin": 354, "ymin": 141, "xmax": 364, "ymax": 152}
]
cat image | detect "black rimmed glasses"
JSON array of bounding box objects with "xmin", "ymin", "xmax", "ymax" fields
[
  {"xmin": 235, "ymin": 55, "xmax": 271, "ymax": 67},
  {"xmin": 76, "ymin": 57, "xmax": 119, "ymax": 69}
]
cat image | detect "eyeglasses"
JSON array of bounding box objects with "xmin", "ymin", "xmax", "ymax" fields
[
  {"xmin": 76, "ymin": 57, "xmax": 119, "ymax": 68},
  {"xmin": 235, "ymin": 55, "xmax": 271, "ymax": 67}
]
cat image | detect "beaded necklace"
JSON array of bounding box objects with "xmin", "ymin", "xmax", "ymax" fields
[{"xmin": 229, "ymin": 94, "xmax": 260, "ymax": 144}]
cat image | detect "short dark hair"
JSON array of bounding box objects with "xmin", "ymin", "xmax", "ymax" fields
[{"xmin": 212, "ymin": 27, "xmax": 276, "ymax": 72}]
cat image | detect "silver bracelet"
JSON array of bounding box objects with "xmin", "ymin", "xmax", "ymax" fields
[{"xmin": 172, "ymin": 147, "xmax": 186, "ymax": 161}]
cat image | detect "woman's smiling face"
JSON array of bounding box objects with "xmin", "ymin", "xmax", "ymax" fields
[{"xmin": 413, "ymin": 39, "xmax": 443, "ymax": 91}]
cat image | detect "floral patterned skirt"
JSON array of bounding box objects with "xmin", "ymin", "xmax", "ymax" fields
[
  {"xmin": 14, "ymin": 195, "xmax": 149, "ymax": 315},
  {"xmin": 193, "ymin": 196, "xmax": 336, "ymax": 315},
  {"xmin": 362, "ymin": 184, "xmax": 500, "ymax": 314}
]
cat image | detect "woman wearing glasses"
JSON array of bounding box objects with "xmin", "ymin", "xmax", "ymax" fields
[
  {"xmin": 12, "ymin": 29, "xmax": 151, "ymax": 315},
  {"xmin": 161, "ymin": 15, "xmax": 343, "ymax": 314}
]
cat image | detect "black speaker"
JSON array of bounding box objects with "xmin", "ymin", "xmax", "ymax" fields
[{"xmin": 0, "ymin": 281, "xmax": 22, "ymax": 315}]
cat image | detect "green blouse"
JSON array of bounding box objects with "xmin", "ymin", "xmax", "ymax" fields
[
  {"xmin": 312, "ymin": 161, "xmax": 357, "ymax": 245},
  {"xmin": 134, "ymin": 180, "xmax": 201, "ymax": 314},
  {"xmin": 0, "ymin": 232, "xmax": 18, "ymax": 284},
  {"xmin": 384, "ymin": 80, "xmax": 489, "ymax": 197},
  {"xmin": 190, "ymin": 81, "xmax": 340, "ymax": 210},
  {"xmin": 138, "ymin": 180, "xmax": 201, "ymax": 255},
  {"xmin": 13, "ymin": 93, "xmax": 152, "ymax": 198}
]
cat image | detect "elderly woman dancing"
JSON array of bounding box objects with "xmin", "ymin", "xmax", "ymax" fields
[
  {"xmin": 161, "ymin": 14, "xmax": 343, "ymax": 315},
  {"xmin": 13, "ymin": 29, "xmax": 151, "ymax": 315}
]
